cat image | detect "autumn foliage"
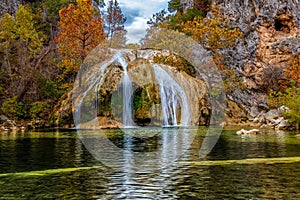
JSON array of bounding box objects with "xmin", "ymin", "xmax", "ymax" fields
[
  {"xmin": 285, "ymin": 53, "xmax": 300, "ymax": 87},
  {"xmin": 181, "ymin": 6, "xmax": 242, "ymax": 52},
  {"xmin": 105, "ymin": 0, "xmax": 126, "ymax": 39},
  {"xmin": 55, "ymin": 0, "xmax": 106, "ymax": 82}
]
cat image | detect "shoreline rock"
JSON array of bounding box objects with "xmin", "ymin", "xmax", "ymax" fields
[{"xmin": 236, "ymin": 128, "xmax": 260, "ymax": 135}]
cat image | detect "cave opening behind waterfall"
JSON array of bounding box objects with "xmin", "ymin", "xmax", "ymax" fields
[{"xmin": 131, "ymin": 85, "xmax": 183, "ymax": 127}]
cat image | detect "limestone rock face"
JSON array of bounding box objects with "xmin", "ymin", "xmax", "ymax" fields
[
  {"xmin": 216, "ymin": 0, "xmax": 300, "ymax": 89},
  {"xmin": 51, "ymin": 90, "xmax": 74, "ymax": 128},
  {"xmin": 73, "ymin": 49, "xmax": 210, "ymax": 128},
  {"xmin": 127, "ymin": 50, "xmax": 209, "ymax": 126},
  {"xmin": 212, "ymin": 0, "xmax": 300, "ymax": 126}
]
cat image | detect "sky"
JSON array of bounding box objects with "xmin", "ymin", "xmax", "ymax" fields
[{"xmin": 104, "ymin": 0, "xmax": 170, "ymax": 44}]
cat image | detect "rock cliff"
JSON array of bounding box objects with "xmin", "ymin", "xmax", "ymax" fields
[
  {"xmin": 182, "ymin": 0, "xmax": 299, "ymax": 128},
  {"xmin": 210, "ymin": 1, "xmax": 299, "ymax": 126}
]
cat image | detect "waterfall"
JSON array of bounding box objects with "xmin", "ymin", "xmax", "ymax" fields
[
  {"xmin": 118, "ymin": 56, "xmax": 134, "ymax": 127},
  {"xmin": 152, "ymin": 64, "xmax": 190, "ymax": 126},
  {"xmin": 74, "ymin": 56, "xmax": 117, "ymax": 126},
  {"xmin": 74, "ymin": 50, "xmax": 191, "ymax": 128}
]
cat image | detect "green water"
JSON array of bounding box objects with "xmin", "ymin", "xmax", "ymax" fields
[{"xmin": 0, "ymin": 127, "xmax": 300, "ymax": 199}]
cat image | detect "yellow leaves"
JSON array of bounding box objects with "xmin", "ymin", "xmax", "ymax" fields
[
  {"xmin": 181, "ymin": 5, "xmax": 242, "ymax": 52},
  {"xmin": 0, "ymin": 5, "xmax": 45, "ymax": 55},
  {"xmin": 0, "ymin": 14, "xmax": 16, "ymax": 42}
]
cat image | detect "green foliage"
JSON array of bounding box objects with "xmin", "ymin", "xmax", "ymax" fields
[
  {"xmin": 133, "ymin": 88, "xmax": 151, "ymax": 111},
  {"xmin": 1, "ymin": 96, "xmax": 25, "ymax": 120},
  {"xmin": 168, "ymin": 0, "xmax": 183, "ymax": 13},
  {"xmin": 168, "ymin": 8, "xmax": 206, "ymax": 31},
  {"xmin": 41, "ymin": 80, "xmax": 63, "ymax": 99},
  {"xmin": 269, "ymin": 82, "xmax": 300, "ymax": 128},
  {"xmin": 167, "ymin": 0, "xmax": 211, "ymax": 31},
  {"xmin": 29, "ymin": 101, "xmax": 51, "ymax": 120},
  {"xmin": 15, "ymin": 5, "xmax": 46, "ymax": 54}
]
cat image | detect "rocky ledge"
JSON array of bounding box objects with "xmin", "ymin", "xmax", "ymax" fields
[{"xmin": 0, "ymin": 115, "xmax": 52, "ymax": 132}]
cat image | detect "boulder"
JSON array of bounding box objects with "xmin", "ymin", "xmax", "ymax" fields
[
  {"xmin": 0, "ymin": 115, "xmax": 9, "ymax": 123},
  {"xmin": 279, "ymin": 106, "xmax": 290, "ymax": 113},
  {"xmin": 236, "ymin": 128, "xmax": 260, "ymax": 135},
  {"xmin": 265, "ymin": 109, "xmax": 281, "ymax": 121},
  {"xmin": 250, "ymin": 105, "xmax": 259, "ymax": 118},
  {"xmin": 276, "ymin": 119, "xmax": 289, "ymax": 130}
]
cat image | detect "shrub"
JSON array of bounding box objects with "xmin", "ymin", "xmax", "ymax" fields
[
  {"xmin": 29, "ymin": 101, "xmax": 51, "ymax": 120},
  {"xmin": 1, "ymin": 96, "xmax": 25, "ymax": 120},
  {"xmin": 153, "ymin": 54, "xmax": 195, "ymax": 77},
  {"xmin": 269, "ymin": 82, "xmax": 300, "ymax": 129}
]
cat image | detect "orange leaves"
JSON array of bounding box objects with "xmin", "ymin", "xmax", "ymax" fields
[
  {"xmin": 181, "ymin": 6, "xmax": 242, "ymax": 52},
  {"xmin": 55, "ymin": 0, "xmax": 106, "ymax": 84},
  {"xmin": 105, "ymin": 0, "xmax": 126, "ymax": 39},
  {"xmin": 285, "ymin": 53, "xmax": 300, "ymax": 87},
  {"xmin": 55, "ymin": 0, "xmax": 106, "ymax": 63}
]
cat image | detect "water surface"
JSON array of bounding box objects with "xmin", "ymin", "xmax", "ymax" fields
[{"xmin": 0, "ymin": 127, "xmax": 300, "ymax": 199}]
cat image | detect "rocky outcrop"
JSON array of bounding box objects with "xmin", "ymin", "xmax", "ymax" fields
[
  {"xmin": 73, "ymin": 49, "xmax": 210, "ymax": 128},
  {"xmin": 0, "ymin": 115, "xmax": 29, "ymax": 132},
  {"xmin": 253, "ymin": 108, "xmax": 291, "ymax": 130},
  {"xmin": 226, "ymin": 105, "xmax": 292, "ymax": 130},
  {"xmin": 0, "ymin": 0, "xmax": 21, "ymax": 16},
  {"xmin": 50, "ymin": 90, "xmax": 74, "ymax": 128},
  {"xmin": 212, "ymin": 0, "xmax": 300, "ymax": 129}
]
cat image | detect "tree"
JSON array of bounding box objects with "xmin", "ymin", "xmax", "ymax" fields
[
  {"xmin": 55, "ymin": 0, "xmax": 106, "ymax": 83},
  {"xmin": 168, "ymin": 0, "xmax": 183, "ymax": 13},
  {"xmin": 194, "ymin": 0, "xmax": 212, "ymax": 14},
  {"xmin": 181, "ymin": 5, "xmax": 242, "ymax": 52},
  {"xmin": 179, "ymin": 5, "xmax": 243, "ymax": 93},
  {"xmin": 167, "ymin": 0, "xmax": 211, "ymax": 31},
  {"xmin": 147, "ymin": 9, "xmax": 169, "ymax": 28},
  {"xmin": 105, "ymin": 0, "xmax": 126, "ymax": 40},
  {"xmin": 269, "ymin": 82, "xmax": 300, "ymax": 129},
  {"xmin": 0, "ymin": 5, "xmax": 48, "ymax": 99}
]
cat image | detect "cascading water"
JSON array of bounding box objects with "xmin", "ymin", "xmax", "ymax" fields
[
  {"xmin": 74, "ymin": 50, "xmax": 191, "ymax": 128},
  {"xmin": 152, "ymin": 64, "xmax": 190, "ymax": 126},
  {"xmin": 74, "ymin": 55, "xmax": 118, "ymax": 126},
  {"xmin": 118, "ymin": 56, "xmax": 134, "ymax": 127}
]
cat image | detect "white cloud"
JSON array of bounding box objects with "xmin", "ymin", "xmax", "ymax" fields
[
  {"xmin": 119, "ymin": 0, "xmax": 167, "ymax": 16},
  {"xmin": 104, "ymin": 0, "xmax": 169, "ymax": 44},
  {"xmin": 125, "ymin": 17, "xmax": 149, "ymax": 43}
]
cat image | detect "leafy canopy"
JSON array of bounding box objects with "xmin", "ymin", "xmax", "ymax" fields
[
  {"xmin": 181, "ymin": 6, "xmax": 242, "ymax": 52},
  {"xmin": 55, "ymin": 0, "xmax": 106, "ymax": 82}
]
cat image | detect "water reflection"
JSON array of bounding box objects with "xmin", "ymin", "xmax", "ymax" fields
[
  {"xmin": 77, "ymin": 127, "xmax": 197, "ymax": 171},
  {"xmin": 0, "ymin": 128, "xmax": 300, "ymax": 199}
]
